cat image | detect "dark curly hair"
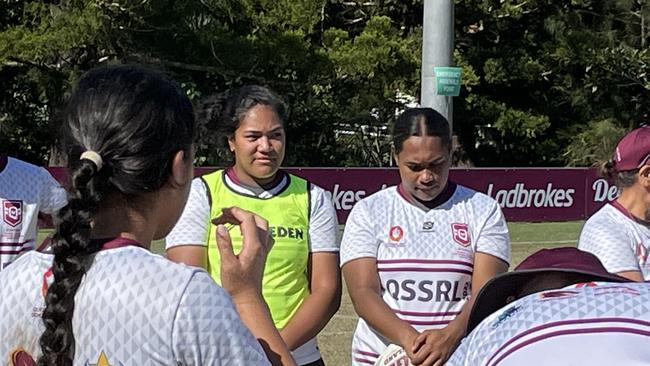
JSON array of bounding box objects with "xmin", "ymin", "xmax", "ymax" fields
[{"xmin": 220, "ymin": 85, "xmax": 288, "ymax": 139}]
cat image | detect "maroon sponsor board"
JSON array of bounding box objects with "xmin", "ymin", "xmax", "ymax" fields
[
  {"xmin": 284, "ymin": 168, "xmax": 618, "ymax": 222},
  {"xmin": 47, "ymin": 167, "xmax": 617, "ymax": 223}
]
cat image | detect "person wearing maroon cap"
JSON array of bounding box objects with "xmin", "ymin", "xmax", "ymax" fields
[
  {"xmin": 578, "ymin": 126, "xmax": 650, "ymax": 281},
  {"xmin": 447, "ymin": 247, "xmax": 650, "ymax": 366}
]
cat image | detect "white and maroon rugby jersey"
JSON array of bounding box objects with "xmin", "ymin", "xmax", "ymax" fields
[
  {"xmin": 578, "ymin": 202, "xmax": 650, "ymax": 280},
  {"xmin": 448, "ymin": 281, "xmax": 650, "ymax": 366},
  {"xmin": 0, "ymin": 241, "xmax": 270, "ymax": 365},
  {"xmin": 340, "ymin": 184, "xmax": 510, "ymax": 365},
  {"xmin": 0, "ymin": 157, "xmax": 67, "ymax": 270}
]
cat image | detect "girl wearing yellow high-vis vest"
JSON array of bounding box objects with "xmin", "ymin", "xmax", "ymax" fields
[{"xmin": 165, "ymin": 85, "xmax": 341, "ymax": 366}]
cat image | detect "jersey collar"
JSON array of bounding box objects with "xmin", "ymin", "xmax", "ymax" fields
[
  {"xmin": 610, "ymin": 200, "xmax": 650, "ymax": 227},
  {"xmin": 397, "ymin": 181, "xmax": 457, "ymax": 211},
  {"xmin": 224, "ymin": 167, "xmax": 289, "ymax": 198},
  {"xmin": 97, "ymin": 237, "xmax": 145, "ymax": 250},
  {"xmin": 39, "ymin": 237, "xmax": 145, "ymax": 254}
]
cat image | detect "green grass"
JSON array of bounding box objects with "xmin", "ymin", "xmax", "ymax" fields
[
  {"xmin": 38, "ymin": 221, "xmax": 584, "ymax": 365},
  {"xmin": 507, "ymin": 221, "xmax": 583, "ymax": 270}
]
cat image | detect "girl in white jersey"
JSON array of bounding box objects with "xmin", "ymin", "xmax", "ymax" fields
[
  {"xmin": 165, "ymin": 86, "xmax": 340, "ymax": 366},
  {"xmin": 0, "ymin": 155, "xmax": 67, "ymax": 270},
  {"xmin": 0, "ymin": 65, "xmax": 295, "ymax": 366},
  {"xmin": 578, "ymin": 126, "xmax": 650, "ymax": 281},
  {"xmin": 340, "ymin": 108, "xmax": 510, "ymax": 366}
]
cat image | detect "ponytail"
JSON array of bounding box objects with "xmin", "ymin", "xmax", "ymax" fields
[
  {"xmin": 38, "ymin": 158, "xmax": 105, "ymax": 365},
  {"xmin": 598, "ymin": 159, "xmax": 616, "ymax": 180},
  {"xmin": 598, "ymin": 159, "xmax": 638, "ymax": 191}
]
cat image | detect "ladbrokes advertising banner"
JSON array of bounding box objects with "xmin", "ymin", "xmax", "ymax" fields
[{"xmin": 47, "ymin": 167, "xmax": 618, "ymax": 223}]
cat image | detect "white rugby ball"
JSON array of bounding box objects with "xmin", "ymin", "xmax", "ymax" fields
[{"xmin": 373, "ymin": 344, "xmax": 413, "ymax": 366}]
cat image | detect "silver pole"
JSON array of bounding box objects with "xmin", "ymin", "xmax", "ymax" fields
[{"xmin": 421, "ymin": 0, "xmax": 454, "ymax": 131}]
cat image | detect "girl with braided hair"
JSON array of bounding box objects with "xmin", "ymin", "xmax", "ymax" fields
[{"xmin": 0, "ymin": 65, "xmax": 295, "ymax": 366}]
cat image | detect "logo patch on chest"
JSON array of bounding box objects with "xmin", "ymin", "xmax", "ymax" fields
[
  {"xmin": 10, "ymin": 349, "xmax": 35, "ymax": 366},
  {"xmin": 388, "ymin": 225, "xmax": 404, "ymax": 243},
  {"xmin": 3, "ymin": 200, "xmax": 23, "ymax": 227},
  {"xmin": 491, "ymin": 305, "xmax": 522, "ymax": 329},
  {"xmin": 451, "ymin": 223, "xmax": 471, "ymax": 247},
  {"xmin": 421, "ymin": 221, "xmax": 435, "ymax": 232}
]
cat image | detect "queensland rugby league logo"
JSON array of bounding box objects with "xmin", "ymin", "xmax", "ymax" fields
[
  {"xmin": 451, "ymin": 223, "xmax": 471, "ymax": 247},
  {"xmin": 3, "ymin": 200, "xmax": 23, "ymax": 227}
]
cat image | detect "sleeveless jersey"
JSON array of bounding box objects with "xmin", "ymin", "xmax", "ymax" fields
[
  {"xmin": 340, "ymin": 184, "xmax": 510, "ymax": 365},
  {"xmin": 203, "ymin": 170, "xmax": 310, "ymax": 329},
  {"xmin": 448, "ymin": 281, "xmax": 650, "ymax": 366}
]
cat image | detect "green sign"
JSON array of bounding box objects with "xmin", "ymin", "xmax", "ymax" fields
[{"xmin": 434, "ymin": 67, "xmax": 462, "ymax": 96}]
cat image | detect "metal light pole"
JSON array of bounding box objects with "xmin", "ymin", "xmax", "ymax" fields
[{"xmin": 421, "ymin": 0, "xmax": 454, "ymax": 132}]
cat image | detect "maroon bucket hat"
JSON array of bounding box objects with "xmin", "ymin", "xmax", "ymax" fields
[
  {"xmin": 466, "ymin": 247, "xmax": 631, "ymax": 333},
  {"xmin": 613, "ymin": 125, "xmax": 650, "ymax": 172}
]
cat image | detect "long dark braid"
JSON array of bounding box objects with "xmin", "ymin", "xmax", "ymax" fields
[
  {"xmin": 37, "ymin": 65, "xmax": 195, "ymax": 365},
  {"xmin": 37, "ymin": 160, "xmax": 105, "ymax": 366}
]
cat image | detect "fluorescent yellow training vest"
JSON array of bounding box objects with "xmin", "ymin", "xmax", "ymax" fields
[{"xmin": 203, "ymin": 169, "xmax": 310, "ymax": 328}]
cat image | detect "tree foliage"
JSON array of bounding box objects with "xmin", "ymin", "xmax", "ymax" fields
[
  {"xmin": 455, "ymin": 0, "xmax": 649, "ymax": 166},
  {"xmin": 0, "ymin": 0, "xmax": 647, "ymax": 167}
]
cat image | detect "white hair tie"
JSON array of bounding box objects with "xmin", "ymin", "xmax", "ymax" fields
[{"xmin": 80, "ymin": 150, "xmax": 103, "ymax": 171}]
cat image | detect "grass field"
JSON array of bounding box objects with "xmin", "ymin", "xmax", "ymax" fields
[{"xmin": 38, "ymin": 220, "xmax": 584, "ymax": 364}]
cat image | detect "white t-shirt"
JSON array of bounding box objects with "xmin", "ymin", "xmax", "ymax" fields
[
  {"xmin": 578, "ymin": 202, "xmax": 650, "ymax": 279},
  {"xmin": 0, "ymin": 157, "xmax": 67, "ymax": 270},
  {"xmin": 166, "ymin": 170, "xmax": 339, "ymax": 365},
  {"xmin": 448, "ymin": 281, "xmax": 650, "ymax": 366},
  {"xmin": 339, "ymin": 184, "xmax": 510, "ymax": 366},
  {"xmin": 0, "ymin": 243, "xmax": 270, "ymax": 365}
]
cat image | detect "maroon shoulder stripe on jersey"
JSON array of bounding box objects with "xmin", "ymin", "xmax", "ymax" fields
[
  {"xmin": 490, "ymin": 327, "xmax": 650, "ymax": 366},
  {"xmin": 486, "ymin": 317, "xmax": 650, "ymax": 366}
]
